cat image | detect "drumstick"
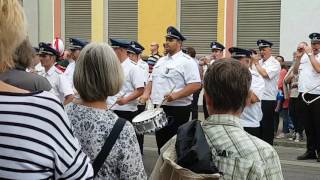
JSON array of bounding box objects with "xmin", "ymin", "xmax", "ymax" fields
[
  {"xmin": 109, "ymin": 94, "xmax": 125, "ymax": 110},
  {"xmin": 160, "ymin": 85, "xmax": 176, "ymax": 107}
]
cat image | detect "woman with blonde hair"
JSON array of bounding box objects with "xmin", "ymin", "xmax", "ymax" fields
[
  {"xmin": 0, "ymin": 0, "xmax": 93, "ymax": 178},
  {"xmin": 65, "ymin": 42, "xmax": 147, "ymax": 179}
]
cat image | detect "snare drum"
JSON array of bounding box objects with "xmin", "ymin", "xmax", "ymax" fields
[{"xmin": 132, "ymin": 108, "xmax": 168, "ymax": 134}]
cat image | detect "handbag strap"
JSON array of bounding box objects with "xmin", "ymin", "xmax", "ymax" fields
[{"xmin": 92, "ymin": 117, "xmax": 126, "ymax": 176}]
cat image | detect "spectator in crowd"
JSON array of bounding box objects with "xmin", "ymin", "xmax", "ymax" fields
[
  {"xmin": 274, "ymin": 55, "xmax": 292, "ymax": 139},
  {"xmin": 147, "ymin": 42, "xmax": 162, "ymax": 73},
  {"xmin": 151, "ymin": 59, "xmax": 283, "ymax": 180},
  {"xmin": 0, "ymin": 0, "xmax": 93, "ymax": 178},
  {"xmin": 65, "ymin": 42, "xmax": 147, "ymax": 179},
  {"xmin": 284, "ymin": 49, "xmax": 305, "ymax": 142},
  {"xmin": 184, "ymin": 47, "xmax": 203, "ymax": 120},
  {"xmin": 0, "ymin": 38, "xmax": 51, "ymax": 91}
]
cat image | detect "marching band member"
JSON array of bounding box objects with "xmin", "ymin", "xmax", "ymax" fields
[
  {"xmin": 252, "ymin": 39, "xmax": 281, "ymax": 145},
  {"xmin": 38, "ymin": 42, "xmax": 74, "ymax": 105},
  {"xmin": 229, "ymin": 47, "xmax": 265, "ymax": 137},
  {"xmin": 141, "ymin": 26, "xmax": 201, "ymax": 153},
  {"xmin": 202, "ymin": 41, "xmax": 226, "ymax": 119},
  {"xmin": 108, "ymin": 38, "xmax": 145, "ymax": 153},
  {"xmin": 293, "ymin": 33, "xmax": 320, "ymax": 161},
  {"xmin": 64, "ymin": 38, "xmax": 88, "ymax": 89}
]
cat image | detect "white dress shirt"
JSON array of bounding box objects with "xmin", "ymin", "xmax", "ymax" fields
[
  {"xmin": 259, "ymin": 56, "xmax": 281, "ymax": 100},
  {"xmin": 63, "ymin": 60, "xmax": 75, "ymax": 88},
  {"xmin": 108, "ymin": 58, "xmax": 145, "ymax": 111},
  {"xmin": 137, "ymin": 59, "xmax": 149, "ymax": 83},
  {"xmin": 39, "ymin": 65, "xmax": 74, "ymax": 103},
  {"xmin": 241, "ymin": 69, "xmax": 265, "ymax": 127},
  {"xmin": 298, "ymin": 53, "xmax": 320, "ymax": 94},
  {"xmin": 149, "ymin": 50, "xmax": 201, "ymax": 106}
]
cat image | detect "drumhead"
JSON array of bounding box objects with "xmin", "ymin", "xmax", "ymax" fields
[{"xmin": 132, "ymin": 108, "xmax": 163, "ymax": 123}]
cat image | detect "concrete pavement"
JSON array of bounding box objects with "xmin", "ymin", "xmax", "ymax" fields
[{"xmin": 142, "ymin": 135, "xmax": 320, "ymax": 179}]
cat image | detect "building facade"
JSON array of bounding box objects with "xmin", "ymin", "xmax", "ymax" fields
[{"xmin": 22, "ymin": 0, "xmax": 320, "ymax": 61}]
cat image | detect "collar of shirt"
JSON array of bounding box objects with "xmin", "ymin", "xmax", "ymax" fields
[
  {"xmin": 204, "ymin": 114, "xmax": 243, "ymax": 129},
  {"xmin": 259, "ymin": 55, "xmax": 274, "ymax": 64},
  {"xmin": 122, "ymin": 57, "xmax": 130, "ymax": 65},
  {"xmin": 167, "ymin": 50, "xmax": 183, "ymax": 61}
]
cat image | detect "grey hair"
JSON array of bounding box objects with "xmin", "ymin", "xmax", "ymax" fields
[
  {"xmin": 13, "ymin": 38, "xmax": 34, "ymax": 69},
  {"xmin": 74, "ymin": 42, "xmax": 124, "ymax": 102}
]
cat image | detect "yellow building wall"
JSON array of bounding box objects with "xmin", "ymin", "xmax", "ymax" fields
[
  {"xmin": 217, "ymin": 0, "xmax": 225, "ymax": 45},
  {"xmin": 92, "ymin": 0, "xmax": 104, "ymax": 42},
  {"xmin": 138, "ymin": 0, "xmax": 177, "ymax": 56}
]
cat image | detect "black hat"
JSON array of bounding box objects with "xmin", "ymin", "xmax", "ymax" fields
[
  {"xmin": 257, "ymin": 39, "xmax": 273, "ymax": 48},
  {"xmin": 109, "ymin": 38, "xmax": 130, "ymax": 48},
  {"xmin": 69, "ymin": 38, "xmax": 88, "ymax": 50},
  {"xmin": 32, "ymin": 47, "xmax": 39, "ymax": 54},
  {"xmin": 309, "ymin": 33, "xmax": 320, "ymax": 43},
  {"xmin": 127, "ymin": 41, "xmax": 144, "ymax": 54},
  {"xmin": 210, "ymin": 41, "xmax": 225, "ymax": 50},
  {"xmin": 228, "ymin": 47, "xmax": 252, "ymax": 59},
  {"xmin": 38, "ymin": 42, "xmax": 58, "ymax": 56},
  {"xmin": 165, "ymin": 26, "xmax": 186, "ymax": 41}
]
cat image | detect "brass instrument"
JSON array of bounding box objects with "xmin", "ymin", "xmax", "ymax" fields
[{"xmin": 302, "ymin": 84, "xmax": 320, "ymax": 104}]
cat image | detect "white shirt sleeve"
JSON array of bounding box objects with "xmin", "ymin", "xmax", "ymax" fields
[
  {"xmin": 251, "ymin": 72, "xmax": 265, "ymax": 100},
  {"xmin": 265, "ymin": 60, "xmax": 281, "ymax": 79},
  {"xmin": 182, "ymin": 59, "xmax": 201, "ymax": 84},
  {"xmin": 58, "ymin": 74, "xmax": 75, "ymax": 97},
  {"xmin": 130, "ymin": 66, "xmax": 145, "ymax": 89}
]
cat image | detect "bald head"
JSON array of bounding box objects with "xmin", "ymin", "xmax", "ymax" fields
[{"xmin": 150, "ymin": 42, "xmax": 159, "ymax": 55}]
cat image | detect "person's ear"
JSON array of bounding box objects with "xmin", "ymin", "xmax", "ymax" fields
[{"xmin": 204, "ymin": 91, "xmax": 214, "ymax": 115}]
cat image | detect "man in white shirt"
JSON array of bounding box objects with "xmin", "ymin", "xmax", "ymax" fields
[
  {"xmin": 202, "ymin": 41, "xmax": 225, "ymax": 119},
  {"xmin": 229, "ymin": 47, "xmax": 265, "ymax": 138},
  {"xmin": 252, "ymin": 39, "xmax": 281, "ymax": 145},
  {"xmin": 128, "ymin": 41, "xmax": 149, "ymax": 83},
  {"xmin": 64, "ymin": 38, "xmax": 88, "ymax": 89},
  {"xmin": 127, "ymin": 40, "xmax": 149, "ymax": 154},
  {"xmin": 108, "ymin": 38, "xmax": 145, "ymax": 153},
  {"xmin": 38, "ymin": 42, "xmax": 74, "ymax": 105},
  {"xmin": 293, "ymin": 33, "xmax": 320, "ymax": 162},
  {"xmin": 141, "ymin": 26, "xmax": 201, "ymax": 153}
]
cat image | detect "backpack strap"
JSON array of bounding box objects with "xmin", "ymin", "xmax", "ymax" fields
[{"xmin": 92, "ymin": 117, "xmax": 127, "ymax": 176}]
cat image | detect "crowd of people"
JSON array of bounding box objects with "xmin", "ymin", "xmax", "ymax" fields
[{"xmin": 0, "ymin": 0, "xmax": 320, "ymax": 179}]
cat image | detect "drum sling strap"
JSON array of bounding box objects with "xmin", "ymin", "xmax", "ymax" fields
[{"xmin": 93, "ymin": 117, "xmax": 126, "ymax": 177}]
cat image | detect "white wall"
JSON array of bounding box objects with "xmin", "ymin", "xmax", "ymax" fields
[
  {"xmin": 38, "ymin": 0, "xmax": 54, "ymax": 43},
  {"xmin": 23, "ymin": 0, "xmax": 39, "ymax": 46},
  {"xmin": 280, "ymin": 0, "xmax": 320, "ymax": 61}
]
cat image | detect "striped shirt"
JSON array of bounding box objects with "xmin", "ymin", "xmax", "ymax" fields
[
  {"xmin": 203, "ymin": 114, "xmax": 283, "ymax": 180},
  {"xmin": 0, "ymin": 90, "xmax": 93, "ymax": 179}
]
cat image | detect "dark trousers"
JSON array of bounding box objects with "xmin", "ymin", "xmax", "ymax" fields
[
  {"xmin": 203, "ymin": 95, "xmax": 209, "ymax": 119},
  {"xmin": 289, "ymin": 97, "xmax": 304, "ymax": 134},
  {"xmin": 191, "ymin": 89, "xmax": 201, "ymax": 120},
  {"xmin": 297, "ymin": 93, "xmax": 320, "ymax": 152},
  {"xmin": 274, "ymin": 111, "xmax": 280, "ymax": 134},
  {"xmin": 244, "ymin": 127, "xmax": 260, "ymax": 138},
  {"xmin": 155, "ymin": 105, "xmax": 191, "ymax": 154},
  {"xmin": 260, "ymin": 100, "xmax": 277, "ymax": 145},
  {"xmin": 113, "ymin": 110, "xmax": 144, "ymax": 154}
]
